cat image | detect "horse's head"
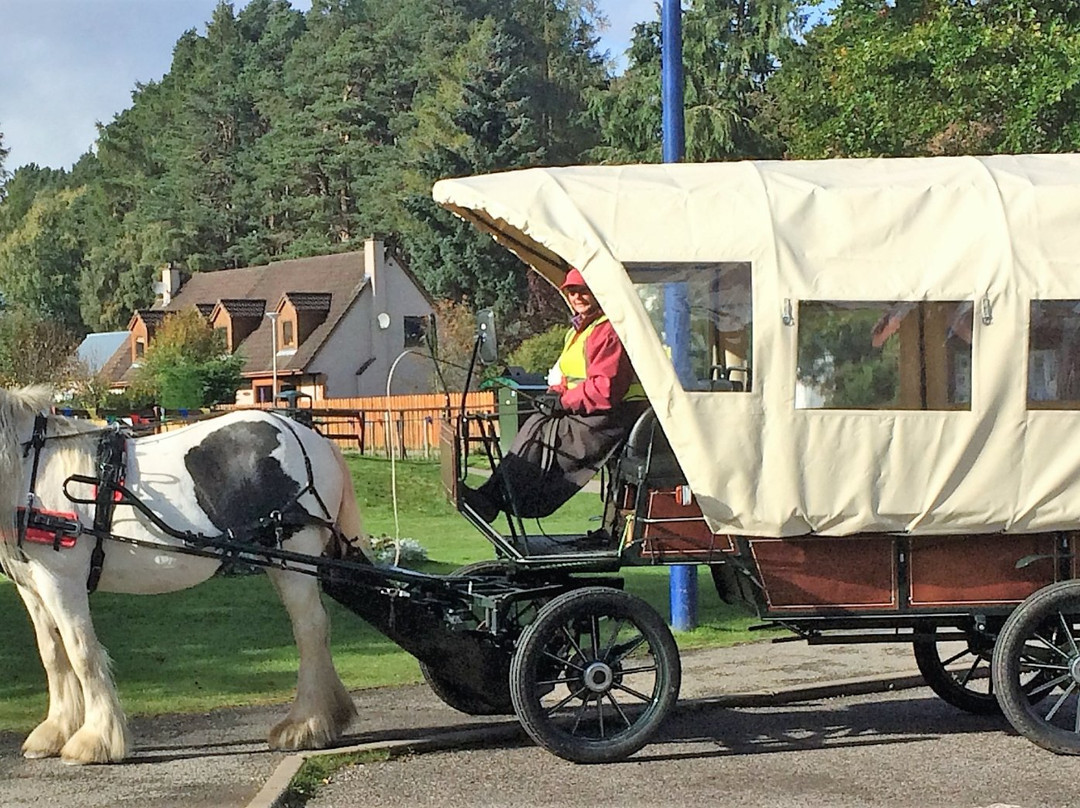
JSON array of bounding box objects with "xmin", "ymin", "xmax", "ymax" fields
[
  {"xmin": 0, "ymin": 384, "xmax": 55, "ymax": 454},
  {"xmin": 0, "ymin": 385, "xmax": 55, "ymax": 543}
]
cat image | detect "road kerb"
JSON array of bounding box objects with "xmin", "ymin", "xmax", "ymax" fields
[{"xmin": 248, "ymin": 671, "xmax": 927, "ymax": 808}]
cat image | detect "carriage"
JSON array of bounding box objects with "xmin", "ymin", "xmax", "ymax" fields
[
  {"xmin": 407, "ymin": 154, "xmax": 1080, "ymax": 761},
  {"xmin": 6, "ymin": 154, "xmax": 1080, "ymax": 767}
]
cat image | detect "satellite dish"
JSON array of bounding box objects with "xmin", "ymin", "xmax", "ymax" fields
[{"xmin": 377, "ymin": 312, "xmax": 391, "ymax": 330}]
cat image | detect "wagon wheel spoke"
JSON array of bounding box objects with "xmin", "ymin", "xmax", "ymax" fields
[
  {"xmin": 605, "ymin": 691, "xmax": 633, "ymax": 730},
  {"xmin": 1032, "ymin": 631, "xmax": 1072, "ymax": 662},
  {"xmin": 616, "ymin": 662, "xmax": 659, "ymax": 677},
  {"xmin": 541, "ymin": 647, "xmax": 583, "ymax": 672},
  {"xmin": 1060, "ymin": 613, "xmax": 1080, "ymax": 656},
  {"xmin": 957, "ymin": 656, "xmax": 982, "ymax": 687},
  {"xmin": 1027, "ymin": 672, "xmax": 1074, "ymax": 699},
  {"xmin": 600, "ymin": 617, "xmax": 628, "ymax": 660},
  {"xmin": 1043, "ymin": 681, "xmax": 1078, "ymax": 722},
  {"xmin": 560, "ymin": 624, "xmax": 587, "ymax": 661},
  {"xmin": 609, "ymin": 633, "xmax": 648, "ymax": 664},
  {"xmin": 544, "ymin": 685, "xmax": 590, "ymax": 718},
  {"xmin": 940, "ymin": 647, "xmax": 974, "ymax": 667},
  {"xmin": 611, "ymin": 681, "xmax": 653, "ymax": 704},
  {"xmin": 1018, "ymin": 659, "xmax": 1069, "ymax": 674}
]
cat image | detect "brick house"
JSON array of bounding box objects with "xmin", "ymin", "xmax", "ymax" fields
[{"xmin": 98, "ymin": 238, "xmax": 436, "ymax": 403}]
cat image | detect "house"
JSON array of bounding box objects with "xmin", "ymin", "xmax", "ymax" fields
[{"xmin": 98, "ymin": 239, "xmax": 436, "ymax": 403}]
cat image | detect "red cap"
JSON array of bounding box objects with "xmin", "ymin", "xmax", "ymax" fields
[{"xmin": 560, "ymin": 267, "xmax": 587, "ymax": 290}]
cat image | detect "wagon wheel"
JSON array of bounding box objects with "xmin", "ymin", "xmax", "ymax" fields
[
  {"xmin": 419, "ymin": 560, "xmax": 543, "ymax": 716},
  {"xmin": 509, "ymin": 587, "xmax": 681, "ymax": 763},
  {"xmin": 913, "ymin": 626, "xmax": 1001, "ymax": 714},
  {"xmin": 992, "ymin": 580, "xmax": 1080, "ymax": 755}
]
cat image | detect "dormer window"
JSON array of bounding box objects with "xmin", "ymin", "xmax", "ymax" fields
[
  {"xmin": 282, "ymin": 319, "xmax": 295, "ymax": 348},
  {"xmin": 135, "ymin": 338, "xmax": 146, "ymax": 358}
]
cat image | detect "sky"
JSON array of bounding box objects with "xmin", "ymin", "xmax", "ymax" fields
[{"xmin": 0, "ymin": 0, "xmax": 659, "ymax": 172}]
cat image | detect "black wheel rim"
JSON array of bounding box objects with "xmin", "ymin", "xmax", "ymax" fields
[
  {"xmin": 1014, "ymin": 612, "xmax": 1080, "ymax": 735},
  {"xmin": 530, "ymin": 610, "xmax": 664, "ymax": 743}
]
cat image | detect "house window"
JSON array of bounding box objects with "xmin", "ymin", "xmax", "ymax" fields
[
  {"xmin": 135, "ymin": 338, "xmax": 146, "ymax": 358},
  {"xmin": 796, "ymin": 300, "xmax": 973, "ymax": 410},
  {"xmin": 282, "ymin": 319, "xmax": 295, "ymax": 348},
  {"xmin": 255, "ymin": 384, "xmax": 274, "ymax": 404},
  {"xmin": 404, "ymin": 315, "xmax": 429, "ymax": 348},
  {"xmin": 626, "ymin": 262, "xmax": 753, "ymax": 392},
  {"xmin": 1028, "ymin": 300, "xmax": 1080, "ymax": 407}
]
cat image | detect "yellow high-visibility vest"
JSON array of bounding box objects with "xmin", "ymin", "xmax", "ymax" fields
[{"xmin": 558, "ymin": 316, "xmax": 646, "ymax": 401}]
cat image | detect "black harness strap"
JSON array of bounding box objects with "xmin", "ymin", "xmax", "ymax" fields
[
  {"xmin": 17, "ymin": 413, "xmax": 49, "ymax": 548},
  {"xmin": 86, "ymin": 428, "xmax": 127, "ymax": 593}
]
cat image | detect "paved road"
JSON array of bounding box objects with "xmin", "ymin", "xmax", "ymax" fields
[
  {"xmin": 309, "ymin": 688, "xmax": 1077, "ymax": 808},
  {"xmin": 0, "ymin": 641, "xmax": 1015, "ymax": 808}
]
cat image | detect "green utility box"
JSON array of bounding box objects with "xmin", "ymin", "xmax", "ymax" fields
[{"xmin": 482, "ymin": 368, "xmax": 547, "ymax": 453}]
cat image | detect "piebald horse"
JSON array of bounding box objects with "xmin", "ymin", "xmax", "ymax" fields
[{"xmin": 0, "ymin": 386, "xmax": 369, "ymax": 764}]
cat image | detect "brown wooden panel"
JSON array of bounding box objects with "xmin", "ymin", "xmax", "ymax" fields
[
  {"xmin": 749, "ymin": 536, "xmax": 897, "ymax": 610},
  {"xmin": 908, "ymin": 534, "xmax": 1058, "ymax": 606},
  {"xmin": 640, "ymin": 489, "xmax": 734, "ymax": 560}
]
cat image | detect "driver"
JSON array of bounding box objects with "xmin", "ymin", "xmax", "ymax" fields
[{"xmin": 462, "ymin": 268, "xmax": 647, "ymax": 522}]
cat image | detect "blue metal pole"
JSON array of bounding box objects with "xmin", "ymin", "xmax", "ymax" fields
[
  {"xmin": 661, "ymin": 0, "xmax": 698, "ymax": 632},
  {"xmin": 661, "ymin": 0, "xmax": 685, "ymax": 164}
]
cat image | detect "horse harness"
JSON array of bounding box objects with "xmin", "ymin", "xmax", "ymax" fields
[{"xmin": 16, "ymin": 412, "xmax": 349, "ymax": 594}]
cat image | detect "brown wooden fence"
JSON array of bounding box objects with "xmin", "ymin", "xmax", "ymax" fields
[
  {"xmin": 64, "ymin": 391, "xmax": 497, "ymax": 457},
  {"xmin": 220, "ymin": 391, "xmax": 497, "ymax": 457}
]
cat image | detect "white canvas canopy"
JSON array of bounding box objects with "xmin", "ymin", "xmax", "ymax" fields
[{"xmin": 433, "ymin": 155, "xmax": 1080, "ymax": 537}]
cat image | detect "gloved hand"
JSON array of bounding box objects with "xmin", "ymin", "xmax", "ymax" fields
[
  {"xmin": 546, "ymin": 363, "xmax": 563, "ymax": 387},
  {"xmin": 535, "ymin": 395, "xmax": 566, "ymax": 417}
]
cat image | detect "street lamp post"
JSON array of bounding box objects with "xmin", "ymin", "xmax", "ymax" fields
[{"xmin": 265, "ymin": 312, "xmax": 279, "ymax": 403}]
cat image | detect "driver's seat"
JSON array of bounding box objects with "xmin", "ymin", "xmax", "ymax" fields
[{"xmin": 616, "ymin": 407, "xmax": 686, "ymax": 488}]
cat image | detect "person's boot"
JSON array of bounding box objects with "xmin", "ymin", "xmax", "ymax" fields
[{"xmin": 461, "ymin": 485, "xmax": 500, "ymax": 523}]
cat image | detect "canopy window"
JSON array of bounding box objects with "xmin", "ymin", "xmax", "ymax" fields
[
  {"xmin": 1029, "ymin": 300, "xmax": 1080, "ymax": 408},
  {"xmin": 796, "ymin": 301, "xmax": 973, "ymax": 411},
  {"xmin": 625, "ymin": 262, "xmax": 753, "ymax": 393}
]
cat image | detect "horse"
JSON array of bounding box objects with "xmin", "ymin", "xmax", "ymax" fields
[{"xmin": 0, "ymin": 385, "xmax": 370, "ymax": 764}]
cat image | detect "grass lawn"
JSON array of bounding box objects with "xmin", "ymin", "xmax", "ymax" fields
[{"xmin": 0, "ymin": 454, "xmax": 773, "ymax": 733}]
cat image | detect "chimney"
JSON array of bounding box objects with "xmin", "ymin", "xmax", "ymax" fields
[{"xmin": 153, "ymin": 263, "xmax": 184, "ymax": 308}]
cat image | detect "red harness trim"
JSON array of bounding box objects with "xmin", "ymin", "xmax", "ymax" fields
[{"xmin": 16, "ymin": 507, "xmax": 80, "ymax": 549}]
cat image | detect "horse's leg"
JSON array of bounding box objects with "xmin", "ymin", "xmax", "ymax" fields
[
  {"xmin": 265, "ymin": 555, "xmax": 356, "ymax": 750},
  {"xmin": 15, "ymin": 583, "xmax": 85, "ymax": 759},
  {"xmin": 28, "ymin": 569, "xmax": 131, "ymax": 764}
]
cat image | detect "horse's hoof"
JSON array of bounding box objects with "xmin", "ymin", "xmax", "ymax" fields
[
  {"xmin": 268, "ymin": 717, "xmax": 336, "ymax": 751},
  {"xmin": 59, "ymin": 726, "xmax": 129, "ymax": 765},
  {"xmin": 22, "ymin": 722, "xmax": 69, "ymax": 759}
]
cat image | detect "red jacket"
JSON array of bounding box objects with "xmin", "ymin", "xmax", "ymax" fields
[{"xmin": 550, "ymin": 315, "xmax": 636, "ymax": 414}]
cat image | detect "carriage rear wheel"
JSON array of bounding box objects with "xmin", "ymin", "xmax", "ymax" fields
[
  {"xmin": 913, "ymin": 626, "xmax": 1001, "ymax": 715},
  {"xmin": 509, "ymin": 587, "xmax": 681, "ymax": 764},
  {"xmin": 992, "ymin": 580, "xmax": 1080, "ymax": 755},
  {"xmin": 419, "ymin": 560, "xmax": 542, "ymax": 716}
]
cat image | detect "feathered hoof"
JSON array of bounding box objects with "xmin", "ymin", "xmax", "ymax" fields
[
  {"xmin": 22, "ymin": 720, "xmax": 72, "ymax": 759},
  {"xmin": 59, "ymin": 725, "xmax": 130, "ymax": 765},
  {"xmin": 268, "ymin": 715, "xmax": 340, "ymax": 751}
]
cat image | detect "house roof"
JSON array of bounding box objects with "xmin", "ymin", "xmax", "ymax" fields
[
  {"xmin": 128, "ymin": 309, "xmax": 167, "ymax": 329},
  {"xmin": 283, "ymin": 292, "xmax": 332, "ymax": 312},
  {"xmin": 106, "ymin": 250, "xmax": 370, "ymax": 385},
  {"xmin": 214, "ymin": 298, "xmax": 268, "ymax": 318},
  {"xmin": 77, "ymin": 331, "xmax": 129, "ymax": 374}
]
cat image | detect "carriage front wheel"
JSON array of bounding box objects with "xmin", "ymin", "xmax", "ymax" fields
[
  {"xmin": 509, "ymin": 587, "xmax": 681, "ymax": 764},
  {"xmin": 991, "ymin": 580, "xmax": 1080, "ymax": 754}
]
